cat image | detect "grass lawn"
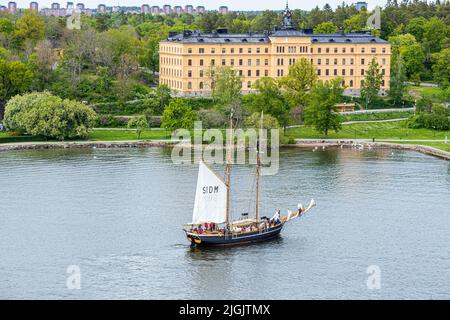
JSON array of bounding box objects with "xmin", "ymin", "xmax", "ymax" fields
[
  {"xmin": 407, "ymin": 86, "xmax": 449, "ymax": 100},
  {"xmin": 89, "ymin": 129, "xmax": 172, "ymax": 141},
  {"xmin": 286, "ymin": 121, "xmax": 449, "ymax": 141}
]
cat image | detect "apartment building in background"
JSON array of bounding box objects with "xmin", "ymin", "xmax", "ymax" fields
[{"xmin": 159, "ymin": 4, "xmax": 390, "ymax": 96}]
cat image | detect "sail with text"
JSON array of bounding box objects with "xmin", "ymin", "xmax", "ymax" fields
[{"xmin": 192, "ymin": 161, "xmax": 227, "ymax": 225}]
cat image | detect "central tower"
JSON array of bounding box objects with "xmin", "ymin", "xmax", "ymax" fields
[{"xmin": 281, "ymin": 2, "xmax": 294, "ymax": 30}]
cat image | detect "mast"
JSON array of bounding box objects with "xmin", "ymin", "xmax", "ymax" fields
[
  {"xmin": 225, "ymin": 112, "xmax": 233, "ymax": 227},
  {"xmin": 255, "ymin": 112, "xmax": 263, "ymax": 223}
]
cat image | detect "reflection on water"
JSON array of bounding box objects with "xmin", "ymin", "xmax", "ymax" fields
[{"xmin": 0, "ymin": 147, "xmax": 449, "ymax": 299}]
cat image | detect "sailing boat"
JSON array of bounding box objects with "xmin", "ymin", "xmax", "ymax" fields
[{"xmin": 183, "ymin": 116, "xmax": 316, "ymax": 247}]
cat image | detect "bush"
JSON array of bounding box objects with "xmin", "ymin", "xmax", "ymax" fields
[
  {"xmin": 4, "ymin": 92, "xmax": 97, "ymax": 140},
  {"xmin": 197, "ymin": 109, "xmax": 227, "ymax": 128}
]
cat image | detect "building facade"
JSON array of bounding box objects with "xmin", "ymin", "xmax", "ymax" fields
[{"xmin": 159, "ymin": 5, "xmax": 390, "ymax": 96}]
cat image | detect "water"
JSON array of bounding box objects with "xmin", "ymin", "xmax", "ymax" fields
[{"xmin": 0, "ymin": 147, "xmax": 449, "ymax": 299}]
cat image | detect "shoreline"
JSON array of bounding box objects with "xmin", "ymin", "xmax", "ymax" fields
[{"xmin": 0, "ymin": 139, "xmax": 449, "ymax": 161}]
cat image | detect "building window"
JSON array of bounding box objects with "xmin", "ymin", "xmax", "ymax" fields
[
  {"xmin": 188, "ymin": 59, "xmax": 192, "ymax": 66},
  {"xmin": 264, "ymin": 59, "xmax": 269, "ymax": 66},
  {"xmin": 200, "ymin": 70, "xmax": 204, "ymax": 77},
  {"xmin": 349, "ymin": 80, "xmax": 353, "ymax": 87},
  {"xmin": 188, "ymin": 70, "xmax": 192, "ymax": 77},
  {"xmin": 382, "ymin": 48, "xmax": 386, "ymax": 53},
  {"xmin": 248, "ymin": 59, "xmax": 252, "ymax": 66},
  {"xmin": 256, "ymin": 48, "xmax": 260, "ymax": 53},
  {"xmin": 199, "ymin": 82, "xmax": 204, "ymax": 89},
  {"xmin": 222, "ymin": 48, "xmax": 226, "ymax": 54},
  {"xmin": 247, "ymin": 81, "xmax": 252, "ymax": 88},
  {"xmin": 230, "ymin": 59, "xmax": 235, "ymax": 66},
  {"xmin": 325, "ymin": 69, "xmax": 329, "ymax": 76},
  {"xmin": 318, "ymin": 58, "xmax": 321, "ymax": 65},
  {"xmin": 361, "ymin": 58, "xmax": 365, "ymax": 65},
  {"xmin": 239, "ymin": 48, "xmax": 243, "ymax": 53},
  {"xmin": 371, "ymin": 48, "xmax": 376, "ymax": 53},
  {"xmin": 326, "ymin": 48, "xmax": 330, "ymax": 53},
  {"xmin": 248, "ymin": 70, "xmax": 251, "ymax": 77},
  {"xmin": 361, "ymin": 69, "xmax": 365, "ymax": 76},
  {"xmin": 211, "ymin": 59, "xmax": 215, "ymax": 66},
  {"xmin": 318, "ymin": 69, "xmax": 321, "ymax": 76},
  {"xmin": 381, "ymin": 69, "xmax": 385, "ymax": 75},
  {"xmin": 256, "ymin": 59, "xmax": 260, "ymax": 66},
  {"xmin": 350, "ymin": 48, "xmax": 354, "ymax": 53},
  {"xmin": 350, "ymin": 69, "xmax": 354, "ymax": 75},
  {"xmin": 239, "ymin": 70, "xmax": 243, "ymax": 76},
  {"xmin": 239, "ymin": 59, "xmax": 243, "ymax": 66},
  {"xmin": 256, "ymin": 70, "xmax": 260, "ymax": 77},
  {"xmin": 350, "ymin": 58, "xmax": 354, "ymax": 65},
  {"xmin": 188, "ymin": 48, "xmax": 192, "ymax": 53},
  {"xmin": 334, "ymin": 48, "xmax": 338, "ymax": 53},
  {"xmin": 334, "ymin": 59, "xmax": 338, "ymax": 65},
  {"xmin": 211, "ymin": 48, "xmax": 215, "ymax": 53},
  {"xmin": 361, "ymin": 48, "xmax": 365, "ymax": 53},
  {"xmin": 342, "ymin": 58, "xmax": 346, "ymax": 65},
  {"xmin": 318, "ymin": 48, "xmax": 322, "ymax": 53},
  {"xmin": 248, "ymin": 48, "xmax": 252, "ymax": 53},
  {"xmin": 231, "ymin": 48, "xmax": 235, "ymax": 53},
  {"xmin": 381, "ymin": 80, "xmax": 385, "ymax": 86},
  {"xmin": 200, "ymin": 59, "xmax": 204, "ymax": 66},
  {"xmin": 264, "ymin": 70, "xmax": 268, "ymax": 76},
  {"xmin": 326, "ymin": 59, "xmax": 329, "ymax": 65},
  {"xmin": 342, "ymin": 48, "xmax": 346, "ymax": 53},
  {"xmin": 334, "ymin": 69, "xmax": 338, "ymax": 76},
  {"xmin": 222, "ymin": 59, "xmax": 226, "ymax": 66},
  {"xmin": 188, "ymin": 82, "xmax": 192, "ymax": 89},
  {"xmin": 265, "ymin": 48, "xmax": 269, "ymax": 53},
  {"xmin": 199, "ymin": 48, "xmax": 205, "ymax": 53},
  {"xmin": 382, "ymin": 58, "xmax": 386, "ymax": 65},
  {"xmin": 342, "ymin": 69, "xmax": 346, "ymax": 76}
]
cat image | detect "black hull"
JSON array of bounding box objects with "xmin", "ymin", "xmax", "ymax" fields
[{"xmin": 186, "ymin": 224, "xmax": 284, "ymax": 247}]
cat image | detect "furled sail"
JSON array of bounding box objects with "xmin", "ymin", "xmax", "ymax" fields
[{"xmin": 192, "ymin": 161, "xmax": 227, "ymax": 225}]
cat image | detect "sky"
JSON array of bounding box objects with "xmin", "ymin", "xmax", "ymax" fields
[{"xmin": 7, "ymin": 0, "xmax": 387, "ymax": 11}]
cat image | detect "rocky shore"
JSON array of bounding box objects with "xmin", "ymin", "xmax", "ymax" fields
[{"xmin": 0, "ymin": 139, "xmax": 449, "ymax": 161}]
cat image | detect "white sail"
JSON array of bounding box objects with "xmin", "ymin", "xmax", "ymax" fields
[{"xmin": 192, "ymin": 161, "xmax": 227, "ymax": 225}]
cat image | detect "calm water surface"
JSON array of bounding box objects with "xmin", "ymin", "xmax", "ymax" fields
[{"xmin": 0, "ymin": 147, "xmax": 449, "ymax": 299}]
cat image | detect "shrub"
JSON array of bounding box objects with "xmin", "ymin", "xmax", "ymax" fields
[{"xmin": 4, "ymin": 92, "xmax": 97, "ymax": 140}]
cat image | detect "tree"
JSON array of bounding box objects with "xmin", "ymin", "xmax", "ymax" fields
[
  {"xmin": 405, "ymin": 17, "xmax": 427, "ymax": 42},
  {"xmin": 431, "ymin": 48, "xmax": 450, "ymax": 87},
  {"xmin": 389, "ymin": 54, "xmax": 407, "ymax": 106},
  {"xmin": 161, "ymin": 98, "xmax": 196, "ymax": 131},
  {"xmin": 127, "ymin": 116, "xmax": 148, "ymax": 139},
  {"xmin": 313, "ymin": 21, "xmax": 338, "ymax": 34},
  {"xmin": 361, "ymin": 58, "xmax": 383, "ymax": 109},
  {"xmin": 209, "ymin": 66, "xmax": 243, "ymax": 117},
  {"xmin": 422, "ymin": 17, "xmax": 448, "ymax": 54},
  {"xmin": 13, "ymin": 10, "xmax": 45, "ymax": 47},
  {"xmin": 400, "ymin": 44, "xmax": 426, "ymax": 79},
  {"xmin": 247, "ymin": 77, "xmax": 290, "ymax": 131},
  {"xmin": 3, "ymin": 92, "xmax": 97, "ymax": 140},
  {"xmin": 304, "ymin": 78, "xmax": 344, "ymax": 139},
  {"xmin": 279, "ymin": 58, "xmax": 318, "ymax": 119},
  {"xmin": 155, "ymin": 84, "xmax": 172, "ymax": 114},
  {"xmin": 244, "ymin": 112, "xmax": 280, "ymax": 129},
  {"xmin": 0, "ymin": 59, "xmax": 33, "ymax": 120}
]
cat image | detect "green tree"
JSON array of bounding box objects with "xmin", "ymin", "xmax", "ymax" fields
[
  {"xmin": 3, "ymin": 92, "xmax": 97, "ymax": 140},
  {"xmin": 313, "ymin": 21, "xmax": 338, "ymax": 34},
  {"xmin": 247, "ymin": 77, "xmax": 290, "ymax": 131},
  {"xmin": 400, "ymin": 44, "xmax": 426, "ymax": 79},
  {"xmin": 127, "ymin": 116, "xmax": 148, "ymax": 139},
  {"xmin": 361, "ymin": 58, "xmax": 383, "ymax": 109},
  {"xmin": 13, "ymin": 10, "xmax": 45, "ymax": 47},
  {"xmin": 244, "ymin": 112, "xmax": 280, "ymax": 129},
  {"xmin": 279, "ymin": 58, "xmax": 318, "ymax": 117},
  {"xmin": 431, "ymin": 48, "xmax": 450, "ymax": 87},
  {"xmin": 161, "ymin": 98, "xmax": 196, "ymax": 131},
  {"xmin": 422, "ymin": 17, "xmax": 449, "ymax": 54},
  {"xmin": 389, "ymin": 54, "xmax": 407, "ymax": 106},
  {"xmin": 209, "ymin": 66, "xmax": 243, "ymax": 117},
  {"xmin": 405, "ymin": 17, "xmax": 427, "ymax": 42},
  {"xmin": 0, "ymin": 59, "xmax": 33, "ymax": 120},
  {"xmin": 304, "ymin": 78, "xmax": 344, "ymax": 139}
]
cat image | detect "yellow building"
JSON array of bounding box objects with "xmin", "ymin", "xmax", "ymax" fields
[{"xmin": 159, "ymin": 5, "xmax": 390, "ymax": 97}]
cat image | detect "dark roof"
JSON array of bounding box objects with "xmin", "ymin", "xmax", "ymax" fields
[
  {"xmin": 163, "ymin": 30, "xmax": 388, "ymax": 44},
  {"xmin": 164, "ymin": 32, "xmax": 270, "ymax": 44}
]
